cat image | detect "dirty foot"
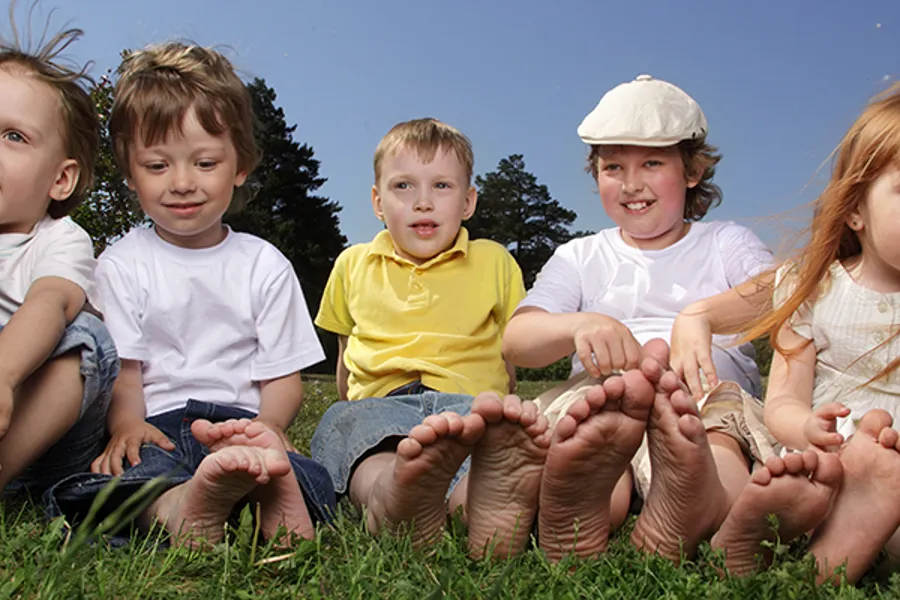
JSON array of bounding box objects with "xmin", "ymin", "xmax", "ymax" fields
[
  {"xmin": 538, "ymin": 362, "xmax": 656, "ymax": 561},
  {"xmin": 367, "ymin": 412, "xmax": 486, "ymax": 547},
  {"xmin": 631, "ymin": 367, "xmax": 728, "ymax": 563},
  {"xmin": 466, "ymin": 393, "xmax": 550, "ymax": 559},
  {"xmin": 193, "ymin": 419, "xmax": 315, "ymax": 543},
  {"xmin": 810, "ymin": 410, "xmax": 900, "ymax": 584},
  {"xmin": 156, "ymin": 445, "xmax": 289, "ymax": 548},
  {"xmin": 710, "ymin": 450, "xmax": 842, "ymax": 575}
]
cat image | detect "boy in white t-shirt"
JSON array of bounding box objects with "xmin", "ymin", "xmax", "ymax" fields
[
  {"xmin": 48, "ymin": 42, "xmax": 335, "ymax": 548},
  {"xmin": 502, "ymin": 76, "xmax": 777, "ymax": 562},
  {"xmin": 0, "ymin": 28, "xmax": 118, "ymax": 499}
]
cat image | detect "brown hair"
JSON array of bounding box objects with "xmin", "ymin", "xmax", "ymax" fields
[
  {"xmin": 743, "ymin": 83, "xmax": 900, "ymax": 384},
  {"xmin": 0, "ymin": 8, "xmax": 99, "ymax": 218},
  {"xmin": 586, "ymin": 138, "xmax": 723, "ymax": 221},
  {"xmin": 374, "ymin": 118, "xmax": 474, "ymax": 184},
  {"xmin": 110, "ymin": 41, "xmax": 259, "ymax": 207}
]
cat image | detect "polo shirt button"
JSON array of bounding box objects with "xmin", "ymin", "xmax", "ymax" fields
[
  {"xmin": 874, "ymin": 331, "xmax": 885, "ymax": 343},
  {"xmin": 878, "ymin": 301, "xmax": 890, "ymax": 314}
]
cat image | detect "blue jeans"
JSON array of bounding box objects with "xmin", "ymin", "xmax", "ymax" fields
[
  {"xmin": 311, "ymin": 390, "xmax": 474, "ymax": 496},
  {"xmin": 3, "ymin": 312, "xmax": 118, "ymax": 496},
  {"xmin": 45, "ymin": 400, "xmax": 336, "ymax": 543}
]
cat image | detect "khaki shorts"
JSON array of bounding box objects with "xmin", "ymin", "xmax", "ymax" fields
[{"xmin": 532, "ymin": 373, "xmax": 781, "ymax": 498}]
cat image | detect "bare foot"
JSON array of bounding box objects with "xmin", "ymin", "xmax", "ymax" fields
[
  {"xmin": 710, "ymin": 450, "xmax": 843, "ymax": 575},
  {"xmin": 809, "ymin": 410, "xmax": 900, "ymax": 584},
  {"xmin": 630, "ymin": 367, "xmax": 729, "ymax": 563},
  {"xmin": 466, "ymin": 393, "xmax": 550, "ymax": 559},
  {"xmin": 154, "ymin": 445, "xmax": 289, "ymax": 548},
  {"xmin": 192, "ymin": 419, "xmax": 315, "ymax": 543},
  {"xmin": 537, "ymin": 363, "xmax": 656, "ymax": 561},
  {"xmin": 366, "ymin": 412, "xmax": 486, "ymax": 547}
]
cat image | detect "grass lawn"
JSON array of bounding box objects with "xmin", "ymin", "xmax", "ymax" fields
[{"xmin": 1, "ymin": 378, "xmax": 897, "ymax": 599}]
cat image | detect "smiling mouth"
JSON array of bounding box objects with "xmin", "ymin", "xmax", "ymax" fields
[
  {"xmin": 623, "ymin": 200, "xmax": 654, "ymax": 211},
  {"xmin": 411, "ymin": 221, "xmax": 438, "ymax": 236}
]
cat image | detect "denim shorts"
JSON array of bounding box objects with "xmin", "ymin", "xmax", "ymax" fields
[
  {"xmin": 310, "ymin": 390, "xmax": 474, "ymax": 496},
  {"xmin": 45, "ymin": 399, "xmax": 336, "ymax": 542},
  {"xmin": 4, "ymin": 312, "xmax": 118, "ymax": 495}
]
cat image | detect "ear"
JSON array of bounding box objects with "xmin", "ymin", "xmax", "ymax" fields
[
  {"xmin": 371, "ymin": 184, "xmax": 384, "ymax": 221},
  {"xmin": 685, "ymin": 172, "xmax": 702, "ymax": 189},
  {"xmin": 48, "ymin": 159, "xmax": 80, "ymax": 202},
  {"xmin": 461, "ymin": 185, "xmax": 478, "ymax": 220},
  {"xmin": 234, "ymin": 170, "xmax": 248, "ymax": 188},
  {"xmin": 846, "ymin": 206, "xmax": 865, "ymax": 232}
]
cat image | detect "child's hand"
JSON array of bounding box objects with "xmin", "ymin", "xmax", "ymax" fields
[
  {"xmin": 573, "ymin": 316, "xmax": 642, "ymax": 378},
  {"xmin": 671, "ymin": 312, "xmax": 716, "ymax": 400},
  {"xmin": 803, "ymin": 402, "xmax": 851, "ymax": 451},
  {"xmin": 91, "ymin": 421, "xmax": 176, "ymax": 476}
]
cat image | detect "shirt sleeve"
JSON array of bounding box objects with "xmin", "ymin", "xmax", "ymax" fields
[
  {"xmin": 497, "ymin": 251, "xmax": 526, "ymax": 329},
  {"xmin": 251, "ymin": 258, "xmax": 326, "ymax": 381},
  {"xmin": 517, "ymin": 242, "xmax": 583, "ymax": 314},
  {"xmin": 31, "ymin": 220, "xmax": 95, "ymax": 296},
  {"xmin": 314, "ymin": 249, "xmax": 355, "ymax": 336},
  {"xmin": 94, "ymin": 253, "xmax": 149, "ymax": 361},
  {"xmin": 714, "ymin": 222, "xmax": 775, "ymax": 287},
  {"xmin": 773, "ymin": 262, "xmax": 813, "ymax": 340}
]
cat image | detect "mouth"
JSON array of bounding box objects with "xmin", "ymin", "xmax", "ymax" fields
[
  {"xmin": 410, "ymin": 220, "xmax": 438, "ymax": 237},
  {"xmin": 622, "ymin": 200, "xmax": 655, "ymax": 213},
  {"xmin": 164, "ymin": 202, "xmax": 204, "ymax": 216}
]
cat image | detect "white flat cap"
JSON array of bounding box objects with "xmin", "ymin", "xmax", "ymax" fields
[{"xmin": 577, "ymin": 74, "xmax": 708, "ymax": 147}]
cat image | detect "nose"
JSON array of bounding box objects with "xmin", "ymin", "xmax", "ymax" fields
[
  {"xmin": 621, "ymin": 168, "xmax": 644, "ymax": 195},
  {"xmin": 413, "ymin": 189, "xmax": 433, "ymax": 212},
  {"xmin": 169, "ymin": 164, "xmax": 196, "ymax": 195}
]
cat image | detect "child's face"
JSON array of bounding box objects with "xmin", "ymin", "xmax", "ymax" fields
[
  {"xmin": 0, "ymin": 66, "xmax": 79, "ymax": 234},
  {"xmin": 850, "ymin": 165, "xmax": 900, "ymax": 290},
  {"xmin": 594, "ymin": 145, "xmax": 698, "ymax": 250},
  {"xmin": 371, "ymin": 145, "xmax": 476, "ymax": 264},
  {"xmin": 127, "ymin": 106, "xmax": 247, "ymax": 249}
]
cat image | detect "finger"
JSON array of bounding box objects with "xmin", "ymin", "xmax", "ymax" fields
[
  {"xmin": 150, "ymin": 429, "xmax": 176, "ymax": 450},
  {"xmin": 90, "ymin": 454, "xmax": 104, "ymax": 474},
  {"xmin": 681, "ymin": 358, "xmax": 704, "ymax": 400},
  {"xmin": 818, "ymin": 402, "xmax": 851, "ymax": 419},
  {"xmin": 605, "ymin": 338, "xmax": 627, "ymax": 373},
  {"xmin": 125, "ymin": 439, "xmax": 142, "ymax": 468},
  {"xmin": 110, "ymin": 444, "xmax": 127, "ymax": 477},
  {"xmin": 96, "ymin": 450, "xmax": 113, "ymax": 476},
  {"xmin": 622, "ymin": 337, "xmax": 642, "ymax": 371},
  {"xmin": 576, "ymin": 341, "xmax": 601, "ymax": 378},
  {"xmin": 697, "ymin": 351, "xmax": 718, "ymax": 388},
  {"xmin": 591, "ymin": 342, "xmax": 613, "ymax": 376},
  {"xmin": 808, "ymin": 429, "xmax": 843, "ymax": 448}
]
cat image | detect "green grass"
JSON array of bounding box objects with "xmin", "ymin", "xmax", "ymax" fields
[{"xmin": 0, "ymin": 379, "xmax": 896, "ymax": 599}]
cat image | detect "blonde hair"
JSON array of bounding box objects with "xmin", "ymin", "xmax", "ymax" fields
[
  {"xmin": 0, "ymin": 7, "xmax": 99, "ymax": 218},
  {"xmin": 743, "ymin": 83, "xmax": 900, "ymax": 384},
  {"xmin": 586, "ymin": 138, "xmax": 723, "ymax": 221},
  {"xmin": 373, "ymin": 118, "xmax": 474, "ymax": 184},
  {"xmin": 110, "ymin": 42, "xmax": 259, "ymax": 202}
]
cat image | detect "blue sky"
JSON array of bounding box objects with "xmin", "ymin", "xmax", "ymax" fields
[{"xmin": 30, "ymin": 0, "xmax": 900, "ymax": 255}]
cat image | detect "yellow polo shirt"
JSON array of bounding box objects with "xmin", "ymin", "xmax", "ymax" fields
[{"xmin": 316, "ymin": 228, "xmax": 525, "ymax": 400}]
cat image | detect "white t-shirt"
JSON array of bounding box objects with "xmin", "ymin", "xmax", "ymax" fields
[
  {"xmin": 0, "ymin": 216, "xmax": 95, "ymax": 324},
  {"xmin": 520, "ymin": 221, "xmax": 774, "ymax": 382},
  {"xmin": 95, "ymin": 227, "xmax": 325, "ymax": 417}
]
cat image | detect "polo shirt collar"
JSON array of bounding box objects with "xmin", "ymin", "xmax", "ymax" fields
[{"xmin": 369, "ymin": 227, "xmax": 470, "ymax": 268}]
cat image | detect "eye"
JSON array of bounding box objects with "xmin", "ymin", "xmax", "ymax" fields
[
  {"xmin": 144, "ymin": 162, "xmax": 167, "ymax": 172},
  {"xmin": 435, "ymin": 181, "xmax": 450, "ymax": 190},
  {"xmin": 644, "ymin": 159, "xmax": 663, "ymax": 167},
  {"xmin": 197, "ymin": 159, "xmax": 218, "ymax": 170},
  {"xmin": 3, "ymin": 131, "xmax": 26, "ymax": 144},
  {"xmin": 601, "ymin": 163, "xmax": 621, "ymax": 172},
  {"xmin": 394, "ymin": 181, "xmax": 409, "ymax": 190}
]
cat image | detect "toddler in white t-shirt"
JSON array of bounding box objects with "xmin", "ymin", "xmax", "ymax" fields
[
  {"xmin": 48, "ymin": 42, "xmax": 335, "ymax": 549},
  {"xmin": 499, "ymin": 75, "xmax": 778, "ymax": 563},
  {"xmin": 0, "ymin": 24, "xmax": 118, "ymax": 504}
]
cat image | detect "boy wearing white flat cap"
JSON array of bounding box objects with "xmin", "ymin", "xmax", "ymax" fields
[{"xmin": 502, "ymin": 75, "xmax": 779, "ymax": 563}]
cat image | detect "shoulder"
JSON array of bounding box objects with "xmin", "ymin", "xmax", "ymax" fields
[
  {"xmin": 229, "ymin": 231, "xmax": 290, "ymax": 266},
  {"xmin": 703, "ymin": 220, "xmax": 765, "ymax": 246},
  {"xmin": 101, "ymin": 227, "xmax": 152, "ymax": 259}
]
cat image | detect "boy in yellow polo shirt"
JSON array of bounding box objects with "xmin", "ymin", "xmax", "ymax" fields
[{"xmin": 312, "ymin": 118, "xmax": 551, "ymax": 556}]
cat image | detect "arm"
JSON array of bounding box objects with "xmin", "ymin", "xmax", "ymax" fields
[
  {"xmin": 671, "ymin": 270, "xmax": 775, "ymax": 398},
  {"xmin": 503, "ymin": 306, "xmax": 641, "ymax": 377},
  {"xmin": 90, "ymin": 359, "xmax": 175, "ymax": 475},
  {"xmin": 256, "ymin": 372, "xmax": 304, "ymax": 451},
  {"xmin": 505, "ymin": 358, "xmax": 517, "ymax": 394},
  {"xmin": 763, "ymin": 324, "xmax": 847, "ymax": 451},
  {"xmin": 0, "ymin": 277, "xmax": 84, "ymax": 436},
  {"xmin": 336, "ymin": 335, "xmax": 350, "ymax": 401}
]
